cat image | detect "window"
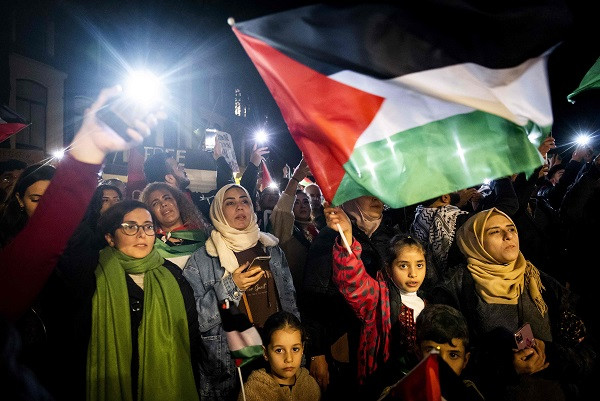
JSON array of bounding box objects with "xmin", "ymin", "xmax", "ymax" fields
[
  {"xmin": 234, "ymin": 88, "xmax": 247, "ymax": 117},
  {"xmin": 15, "ymin": 79, "xmax": 47, "ymax": 150}
]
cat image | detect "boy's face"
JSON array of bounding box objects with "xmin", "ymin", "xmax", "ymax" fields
[{"xmin": 419, "ymin": 338, "xmax": 470, "ymax": 376}]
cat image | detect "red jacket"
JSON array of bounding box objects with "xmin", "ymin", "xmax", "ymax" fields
[{"xmin": 332, "ymin": 237, "xmax": 419, "ymax": 383}]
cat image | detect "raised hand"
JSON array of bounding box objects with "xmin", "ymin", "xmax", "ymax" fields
[
  {"xmin": 324, "ymin": 202, "xmax": 352, "ymax": 246},
  {"xmin": 250, "ymin": 143, "xmax": 270, "ymax": 166},
  {"xmin": 537, "ymin": 136, "xmax": 556, "ymax": 159},
  {"xmin": 69, "ymin": 85, "xmax": 163, "ymax": 165}
]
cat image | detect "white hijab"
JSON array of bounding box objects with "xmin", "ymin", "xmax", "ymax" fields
[{"xmin": 205, "ymin": 184, "xmax": 278, "ymax": 274}]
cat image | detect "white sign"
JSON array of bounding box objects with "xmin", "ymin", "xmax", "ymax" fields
[{"xmin": 215, "ymin": 130, "xmax": 239, "ymax": 173}]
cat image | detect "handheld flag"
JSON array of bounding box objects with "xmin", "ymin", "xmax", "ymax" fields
[
  {"xmin": 232, "ymin": 2, "xmax": 571, "ymax": 207},
  {"xmin": 219, "ymin": 299, "xmax": 263, "ymax": 368},
  {"xmin": 567, "ymin": 56, "xmax": 600, "ymax": 103},
  {"xmin": 259, "ymin": 161, "xmax": 274, "ymax": 191},
  {"xmin": 0, "ymin": 105, "xmax": 28, "ymax": 142},
  {"xmin": 126, "ymin": 146, "xmax": 146, "ymax": 199},
  {"xmin": 380, "ymin": 353, "xmax": 442, "ymax": 401}
]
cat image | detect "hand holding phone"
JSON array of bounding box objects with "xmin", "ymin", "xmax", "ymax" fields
[
  {"xmin": 242, "ymin": 256, "xmax": 271, "ymax": 273},
  {"xmin": 514, "ymin": 323, "xmax": 536, "ymax": 350},
  {"xmin": 97, "ymin": 71, "xmax": 166, "ymax": 140}
]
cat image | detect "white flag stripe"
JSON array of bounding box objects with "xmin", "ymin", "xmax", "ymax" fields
[
  {"xmin": 329, "ymin": 55, "xmax": 552, "ymax": 149},
  {"xmin": 226, "ymin": 327, "xmax": 263, "ymax": 351}
]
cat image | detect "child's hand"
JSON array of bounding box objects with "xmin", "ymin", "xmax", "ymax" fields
[{"xmin": 324, "ymin": 202, "xmax": 352, "ymax": 246}]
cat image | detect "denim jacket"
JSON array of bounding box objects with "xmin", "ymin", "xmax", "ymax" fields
[{"xmin": 183, "ymin": 244, "xmax": 299, "ymax": 401}]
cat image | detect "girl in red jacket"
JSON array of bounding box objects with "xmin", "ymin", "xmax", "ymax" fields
[{"xmin": 325, "ymin": 204, "xmax": 427, "ymax": 397}]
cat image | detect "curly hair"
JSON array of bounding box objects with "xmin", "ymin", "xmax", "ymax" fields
[{"xmin": 140, "ymin": 182, "xmax": 211, "ymax": 233}]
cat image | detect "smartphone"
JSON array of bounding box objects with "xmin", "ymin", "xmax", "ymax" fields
[
  {"xmin": 97, "ymin": 96, "xmax": 155, "ymax": 140},
  {"xmin": 242, "ymin": 256, "xmax": 271, "ymax": 273},
  {"xmin": 514, "ymin": 323, "xmax": 536, "ymax": 350},
  {"xmin": 204, "ymin": 129, "xmax": 217, "ymax": 151}
]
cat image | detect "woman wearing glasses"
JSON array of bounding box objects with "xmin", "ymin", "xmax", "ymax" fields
[{"xmin": 19, "ymin": 200, "xmax": 201, "ymax": 401}]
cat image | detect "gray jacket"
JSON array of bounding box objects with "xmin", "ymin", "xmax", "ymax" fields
[{"xmin": 183, "ymin": 244, "xmax": 299, "ymax": 401}]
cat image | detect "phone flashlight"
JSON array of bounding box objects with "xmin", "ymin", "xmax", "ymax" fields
[
  {"xmin": 254, "ymin": 129, "xmax": 268, "ymax": 144},
  {"xmin": 575, "ymin": 134, "xmax": 591, "ymax": 147},
  {"xmin": 204, "ymin": 129, "xmax": 217, "ymax": 151},
  {"xmin": 97, "ymin": 70, "xmax": 165, "ymax": 139}
]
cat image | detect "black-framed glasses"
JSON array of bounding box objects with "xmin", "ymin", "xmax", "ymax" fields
[{"xmin": 120, "ymin": 222, "xmax": 155, "ymax": 236}]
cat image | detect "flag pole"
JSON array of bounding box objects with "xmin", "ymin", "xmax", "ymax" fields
[
  {"xmin": 238, "ymin": 366, "xmax": 246, "ymax": 401},
  {"xmin": 336, "ymin": 223, "xmax": 352, "ymax": 254}
]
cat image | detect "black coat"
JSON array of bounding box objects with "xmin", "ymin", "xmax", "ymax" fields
[{"xmin": 17, "ymin": 245, "xmax": 201, "ymax": 401}]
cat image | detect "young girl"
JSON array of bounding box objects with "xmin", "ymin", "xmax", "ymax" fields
[
  {"xmin": 325, "ymin": 205, "xmax": 427, "ymax": 394},
  {"xmin": 239, "ymin": 311, "xmax": 321, "ymax": 401}
]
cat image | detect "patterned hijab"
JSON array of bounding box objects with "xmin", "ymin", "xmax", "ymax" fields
[
  {"xmin": 456, "ymin": 208, "xmax": 547, "ymax": 316},
  {"xmin": 205, "ymin": 184, "xmax": 278, "ymax": 274}
]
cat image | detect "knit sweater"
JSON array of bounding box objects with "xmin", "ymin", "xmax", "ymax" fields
[{"xmin": 239, "ymin": 367, "xmax": 321, "ymax": 401}]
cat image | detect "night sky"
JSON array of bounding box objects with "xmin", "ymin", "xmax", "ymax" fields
[{"xmin": 8, "ymin": 0, "xmax": 600, "ymax": 167}]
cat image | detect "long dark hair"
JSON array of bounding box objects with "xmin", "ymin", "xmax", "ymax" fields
[
  {"xmin": 83, "ymin": 184, "xmax": 123, "ymax": 231},
  {"xmin": 140, "ymin": 182, "xmax": 210, "ymax": 232},
  {"xmin": 0, "ymin": 164, "xmax": 55, "ymax": 247}
]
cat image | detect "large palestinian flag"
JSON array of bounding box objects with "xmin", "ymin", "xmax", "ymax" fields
[{"xmin": 232, "ymin": 2, "xmax": 572, "ymax": 207}]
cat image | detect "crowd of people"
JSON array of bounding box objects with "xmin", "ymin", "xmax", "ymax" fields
[{"xmin": 0, "ymin": 86, "xmax": 598, "ymax": 401}]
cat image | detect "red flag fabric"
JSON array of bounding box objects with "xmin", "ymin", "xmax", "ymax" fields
[
  {"xmin": 387, "ymin": 353, "xmax": 442, "ymax": 401},
  {"xmin": 126, "ymin": 146, "xmax": 146, "ymax": 199},
  {"xmin": 0, "ymin": 105, "xmax": 28, "ymax": 142},
  {"xmin": 259, "ymin": 161, "xmax": 273, "ymax": 191}
]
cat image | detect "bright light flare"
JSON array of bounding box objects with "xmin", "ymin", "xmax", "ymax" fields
[
  {"xmin": 124, "ymin": 70, "xmax": 163, "ymax": 108},
  {"xmin": 575, "ymin": 134, "xmax": 591, "ymax": 147},
  {"xmin": 255, "ymin": 129, "xmax": 268, "ymax": 144},
  {"xmin": 268, "ymin": 181, "xmax": 279, "ymax": 189},
  {"xmin": 52, "ymin": 149, "xmax": 65, "ymax": 160}
]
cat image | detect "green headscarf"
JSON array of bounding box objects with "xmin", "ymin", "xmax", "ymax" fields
[{"xmin": 87, "ymin": 246, "xmax": 199, "ymax": 401}]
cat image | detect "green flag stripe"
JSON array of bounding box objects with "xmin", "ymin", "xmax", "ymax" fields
[
  {"xmin": 231, "ymin": 345, "xmax": 264, "ymax": 367},
  {"xmin": 332, "ymin": 110, "xmax": 547, "ymax": 208},
  {"xmin": 567, "ymin": 56, "xmax": 600, "ymax": 101}
]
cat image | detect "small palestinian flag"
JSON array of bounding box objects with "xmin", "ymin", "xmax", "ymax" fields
[
  {"xmin": 0, "ymin": 105, "xmax": 28, "ymax": 142},
  {"xmin": 219, "ymin": 299, "xmax": 263, "ymax": 368},
  {"xmin": 232, "ymin": 2, "xmax": 571, "ymax": 208},
  {"xmin": 382, "ymin": 353, "xmax": 441, "ymax": 401},
  {"xmin": 259, "ymin": 161, "xmax": 274, "ymax": 191}
]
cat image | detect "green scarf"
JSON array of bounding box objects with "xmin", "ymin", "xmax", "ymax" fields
[
  {"xmin": 153, "ymin": 229, "xmax": 207, "ymax": 258},
  {"xmin": 87, "ymin": 247, "xmax": 199, "ymax": 401}
]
